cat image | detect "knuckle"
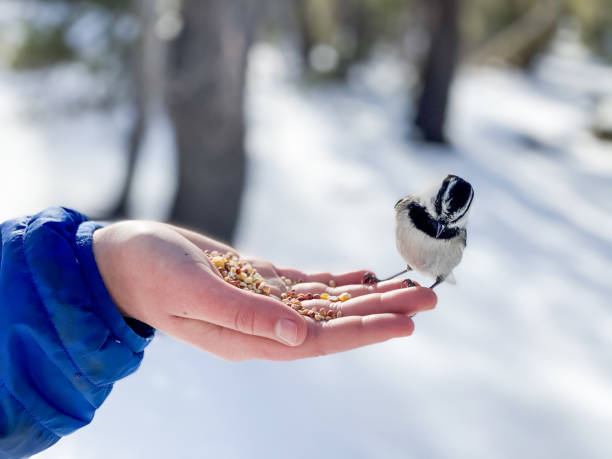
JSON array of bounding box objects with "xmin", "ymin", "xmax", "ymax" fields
[
  {"xmin": 376, "ymin": 293, "xmax": 385, "ymax": 310},
  {"xmin": 233, "ymin": 307, "xmax": 256, "ymax": 335}
]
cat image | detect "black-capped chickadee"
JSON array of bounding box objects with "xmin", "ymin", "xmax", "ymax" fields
[{"xmin": 364, "ymin": 174, "xmax": 474, "ymax": 289}]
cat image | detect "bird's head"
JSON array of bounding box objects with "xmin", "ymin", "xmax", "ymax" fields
[
  {"xmin": 394, "ymin": 175, "xmax": 474, "ymax": 239},
  {"xmin": 430, "ymin": 174, "xmax": 474, "ymax": 236}
]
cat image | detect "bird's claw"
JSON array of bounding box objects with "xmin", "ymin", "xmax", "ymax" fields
[
  {"xmin": 363, "ymin": 273, "xmax": 418, "ymax": 289},
  {"xmin": 401, "ymin": 278, "xmax": 417, "ymax": 288}
]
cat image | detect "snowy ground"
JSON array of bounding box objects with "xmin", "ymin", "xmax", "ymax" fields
[{"xmin": 1, "ymin": 36, "xmax": 611, "ymax": 459}]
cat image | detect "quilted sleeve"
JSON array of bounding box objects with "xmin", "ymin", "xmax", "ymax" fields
[{"xmin": 0, "ymin": 207, "xmax": 154, "ymax": 458}]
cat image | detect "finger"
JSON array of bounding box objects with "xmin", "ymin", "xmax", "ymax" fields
[
  {"xmin": 164, "ymin": 313, "xmax": 415, "ymax": 361},
  {"xmin": 304, "ymin": 287, "xmax": 437, "ymax": 317},
  {"xmin": 291, "ymin": 278, "xmax": 408, "ymax": 298},
  {"xmin": 303, "ymin": 313, "xmax": 415, "ymax": 357},
  {"xmin": 174, "ymin": 270, "xmax": 308, "ymax": 346},
  {"xmin": 276, "ymin": 268, "xmax": 372, "ymax": 286},
  {"xmin": 163, "ymin": 315, "xmax": 247, "ymax": 361}
]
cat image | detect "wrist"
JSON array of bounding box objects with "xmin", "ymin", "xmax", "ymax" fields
[
  {"xmin": 76, "ymin": 218, "xmax": 155, "ymax": 349},
  {"xmin": 92, "ymin": 224, "xmax": 131, "ymax": 318}
]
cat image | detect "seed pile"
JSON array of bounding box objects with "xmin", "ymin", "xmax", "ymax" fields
[
  {"xmin": 204, "ymin": 250, "xmax": 351, "ymax": 321},
  {"xmin": 280, "ymin": 276, "xmax": 300, "ymax": 287},
  {"xmin": 280, "ymin": 290, "xmax": 350, "ymax": 320},
  {"xmin": 205, "ymin": 251, "xmax": 271, "ymax": 295}
]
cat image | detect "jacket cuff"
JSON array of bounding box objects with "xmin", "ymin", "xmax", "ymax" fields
[
  {"xmin": 1, "ymin": 207, "xmax": 157, "ymax": 456},
  {"xmin": 75, "ymin": 221, "xmax": 154, "ymax": 354},
  {"xmin": 21, "ymin": 207, "xmax": 154, "ymax": 388}
]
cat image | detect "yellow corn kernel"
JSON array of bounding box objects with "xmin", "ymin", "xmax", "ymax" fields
[
  {"xmin": 320, "ymin": 293, "xmax": 329, "ymax": 300},
  {"xmin": 338, "ymin": 293, "xmax": 351, "ymax": 302},
  {"xmin": 212, "ymin": 256, "xmax": 226, "ymax": 268}
]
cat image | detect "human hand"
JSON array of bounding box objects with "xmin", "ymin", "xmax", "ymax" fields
[{"xmin": 92, "ymin": 221, "xmax": 437, "ymax": 361}]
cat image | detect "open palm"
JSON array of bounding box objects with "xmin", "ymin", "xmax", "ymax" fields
[{"xmin": 93, "ymin": 221, "xmax": 437, "ymax": 362}]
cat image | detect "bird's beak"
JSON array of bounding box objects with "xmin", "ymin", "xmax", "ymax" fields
[{"xmin": 435, "ymin": 222, "xmax": 445, "ymax": 238}]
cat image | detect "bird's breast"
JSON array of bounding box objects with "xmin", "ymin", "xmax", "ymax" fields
[{"xmin": 395, "ymin": 223, "xmax": 463, "ymax": 278}]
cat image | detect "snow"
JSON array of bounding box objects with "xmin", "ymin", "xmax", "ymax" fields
[{"xmin": 1, "ymin": 35, "xmax": 610, "ymax": 459}]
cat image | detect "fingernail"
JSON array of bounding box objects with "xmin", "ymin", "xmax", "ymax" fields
[{"xmin": 275, "ymin": 319, "xmax": 298, "ymax": 346}]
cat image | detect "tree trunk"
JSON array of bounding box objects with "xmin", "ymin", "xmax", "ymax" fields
[
  {"xmin": 294, "ymin": 0, "xmax": 316, "ymax": 68},
  {"xmin": 414, "ymin": 0, "xmax": 459, "ymax": 144},
  {"xmin": 166, "ymin": 0, "xmax": 256, "ymax": 242},
  {"xmin": 333, "ymin": 0, "xmax": 369, "ymax": 79},
  {"xmin": 107, "ymin": 0, "xmax": 155, "ymax": 219}
]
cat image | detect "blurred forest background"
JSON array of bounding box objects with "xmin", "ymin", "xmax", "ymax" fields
[
  {"xmin": 1, "ymin": 0, "xmax": 611, "ymax": 241},
  {"xmin": 2, "ymin": 2, "xmax": 612, "ymax": 459}
]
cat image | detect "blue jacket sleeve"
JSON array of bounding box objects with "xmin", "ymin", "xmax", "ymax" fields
[{"xmin": 0, "ymin": 207, "xmax": 154, "ymax": 458}]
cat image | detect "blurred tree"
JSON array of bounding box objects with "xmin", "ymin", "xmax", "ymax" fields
[
  {"xmin": 293, "ymin": 0, "xmax": 408, "ymax": 79},
  {"xmin": 108, "ymin": 0, "xmax": 165, "ymax": 219},
  {"xmin": 464, "ymin": 0, "xmax": 561, "ymax": 69},
  {"xmin": 5, "ymin": 0, "xmax": 142, "ymax": 218},
  {"xmin": 5, "ymin": 0, "xmax": 612, "ymax": 228},
  {"xmin": 413, "ymin": 0, "xmax": 459, "ymax": 144},
  {"xmin": 166, "ymin": 0, "xmax": 257, "ymax": 242},
  {"xmin": 10, "ymin": 24, "xmax": 75, "ymax": 69},
  {"xmin": 8, "ymin": 0, "xmax": 134, "ymax": 102},
  {"xmin": 294, "ymin": 0, "xmax": 328, "ymax": 69},
  {"xmin": 566, "ymin": 0, "xmax": 612, "ymax": 61}
]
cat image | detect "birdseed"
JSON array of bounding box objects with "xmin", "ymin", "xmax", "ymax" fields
[{"xmin": 204, "ymin": 250, "xmax": 348, "ymax": 321}]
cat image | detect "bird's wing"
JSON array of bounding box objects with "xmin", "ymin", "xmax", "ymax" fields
[{"xmin": 445, "ymin": 272, "xmax": 457, "ymax": 284}]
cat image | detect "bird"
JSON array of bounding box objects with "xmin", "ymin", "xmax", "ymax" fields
[{"xmin": 364, "ymin": 174, "xmax": 474, "ymax": 289}]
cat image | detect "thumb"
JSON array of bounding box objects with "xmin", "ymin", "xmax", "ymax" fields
[
  {"xmin": 208, "ymin": 279, "xmax": 308, "ymax": 346},
  {"xmin": 172, "ymin": 269, "xmax": 308, "ymax": 346}
]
